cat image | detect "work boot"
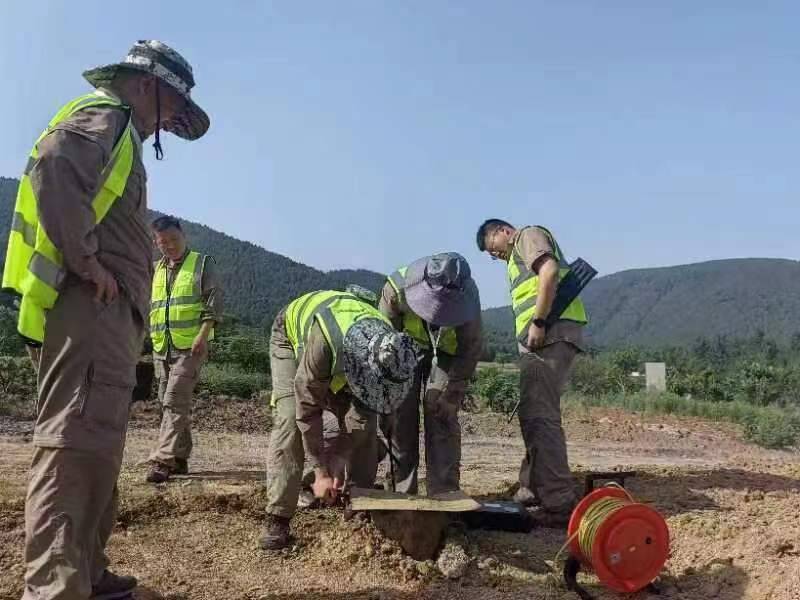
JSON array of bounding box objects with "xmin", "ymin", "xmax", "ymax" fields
[
  {"xmin": 513, "ymin": 486, "xmax": 540, "ymax": 508},
  {"xmin": 145, "ymin": 461, "xmax": 171, "ymax": 484},
  {"xmin": 174, "ymin": 458, "xmax": 189, "ymax": 475},
  {"xmin": 259, "ymin": 515, "xmax": 291, "ymax": 550},
  {"xmin": 91, "ymin": 569, "xmax": 137, "ymax": 599}
]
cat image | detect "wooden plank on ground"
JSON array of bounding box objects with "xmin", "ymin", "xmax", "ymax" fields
[{"xmin": 349, "ymin": 487, "xmax": 481, "ymax": 512}]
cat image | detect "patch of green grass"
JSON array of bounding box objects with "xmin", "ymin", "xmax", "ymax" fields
[
  {"xmin": 198, "ymin": 363, "xmax": 269, "ymax": 399},
  {"xmin": 0, "ymin": 356, "xmax": 36, "ymax": 418},
  {"xmin": 565, "ymin": 391, "xmax": 800, "ymax": 449}
]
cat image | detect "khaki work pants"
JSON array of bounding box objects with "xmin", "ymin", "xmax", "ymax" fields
[
  {"xmin": 22, "ymin": 283, "xmax": 142, "ymax": 600},
  {"xmin": 378, "ymin": 353, "xmax": 463, "ymax": 496},
  {"xmin": 148, "ymin": 351, "xmax": 205, "ymax": 467},
  {"xmin": 265, "ymin": 312, "xmax": 378, "ymax": 519},
  {"xmin": 517, "ymin": 340, "xmax": 580, "ymax": 511}
]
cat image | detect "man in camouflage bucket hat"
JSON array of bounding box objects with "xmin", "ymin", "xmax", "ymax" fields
[
  {"xmin": 83, "ymin": 40, "xmax": 210, "ymax": 154},
  {"xmin": 3, "ymin": 40, "xmax": 208, "ymax": 600},
  {"xmin": 261, "ymin": 290, "xmax": 417, "ymax": 550}
]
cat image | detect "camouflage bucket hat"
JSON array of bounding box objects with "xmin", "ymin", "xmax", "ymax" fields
[
  {"xmin": 342, "ymin": 318, "xmax": 418, "ymax": 415},
  {"xmin": 83, "ymin": 40, "xmax": 209, "ymax": 140},
  {"xmin": 404, "ymin": 252, "xmax": 481, "ymax": 327},
  {"xmin": 345, "ymin": 284, "xmax": 378, "ymax": 306}
]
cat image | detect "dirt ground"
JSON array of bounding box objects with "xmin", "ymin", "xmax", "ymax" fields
[{"xmin": 1, "ymin": 402, "xmax": 799, "ymax": 600}]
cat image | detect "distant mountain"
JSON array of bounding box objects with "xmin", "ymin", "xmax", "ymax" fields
[
  {"xmin": 326, "ymin": 269, "xmax": 388, "ymax": 294},
  {"xmin": 5, "ymin": 176, "xmax": 800, "ymax": 348},
  {"xmin": 483, "ymin": 258, "xmax": 800, "ymax": 350},
  {"xmin": 0, "ymin": 177, "xmax": 385, "ymax": 327}
]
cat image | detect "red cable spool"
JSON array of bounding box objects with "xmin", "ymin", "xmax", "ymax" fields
[{"xmin": 567, "ymin": 487, "xmax": 670, "ymax": 593}]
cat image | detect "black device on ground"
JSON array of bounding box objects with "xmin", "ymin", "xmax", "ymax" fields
[{"xmin": 461, "ymin": 500, "xmax": 534, "ymax": 533}]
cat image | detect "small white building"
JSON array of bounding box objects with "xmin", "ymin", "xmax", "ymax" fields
[{"xmin": 645, "ymin": 362, "xmax": 667, "ymax": 392}]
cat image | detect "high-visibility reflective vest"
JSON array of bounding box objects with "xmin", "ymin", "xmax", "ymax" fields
[
  {"xmin": 150, "ymin": 251, "xmax": 214, "ymax": 353},
  {"xmin": 507, "ymin": 226, "xmax": 588, "ymax": 343},
  {"xmin": 285, "ymin": 290, "xmax": 391, "ymax": 393},
  {"xmin": 387, "ymin": 267, "xmax": 458, "ymax": 356},
  {"xmin": 2, "ymin": 91, "xmax": 136, "ymax": 343}
]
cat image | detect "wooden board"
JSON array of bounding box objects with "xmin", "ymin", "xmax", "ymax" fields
[{"xmin": 349, "ymin": 487, "xmax": 481, "ymax": 512}]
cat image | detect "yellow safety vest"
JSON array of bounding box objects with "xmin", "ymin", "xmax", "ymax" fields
[
  {"xmin": 387, "ymin": 267, "xmax": 458, "ymax": 356},
  {"xmin": 507, "ymin": 226, "xmax": 588, "ymax": 343},
  {"xmin": 150, "ymin": 251, "xmax": 214, "ymax": 352},
  {"xmin": 2, "ymin": 91, "xmax": 136, "ymax": 343},
  {"xmin": 285, "ymin": 290, "xmax": 392, "ymax": 393}
]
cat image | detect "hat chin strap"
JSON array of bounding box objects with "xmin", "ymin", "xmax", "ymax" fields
[{"xmin": 153, "ymin": 80, "xmax": 164, "ymax": 160}]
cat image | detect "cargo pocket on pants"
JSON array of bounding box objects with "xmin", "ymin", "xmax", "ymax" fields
[{"xmin": 78, "ymin": 362, "xmax": 135, "ymax": 433}]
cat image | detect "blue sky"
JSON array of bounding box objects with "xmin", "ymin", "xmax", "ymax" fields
[{"xmin": 2, "ymin": 2, "xmax": 799, "ymax": 307}]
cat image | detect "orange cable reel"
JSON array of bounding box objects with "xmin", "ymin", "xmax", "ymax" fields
[{"xmin": 566, "ymin": 486, "xmax": 670, "ymax": 593}]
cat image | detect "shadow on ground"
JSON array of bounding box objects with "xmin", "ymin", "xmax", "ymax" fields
[{"xmin": 174, "ymin": 470, "xmax": 265, "ymax": 482}]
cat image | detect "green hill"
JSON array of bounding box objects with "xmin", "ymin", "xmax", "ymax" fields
[
  {"xmin": 483, "ymin": 257, "xmax": 800, "ymax": 350},
  {"xmin": 0, "ymin": 177, "xmax": 385, "ymax": 327},
  {"xmin": 5, "ymin": 176, "xmax": 800, "ymax": 348}
]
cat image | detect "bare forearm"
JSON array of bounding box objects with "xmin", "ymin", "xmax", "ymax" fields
[{"xmin": 198, "ymin": 320, "xmax": 214, "ymax": 340}]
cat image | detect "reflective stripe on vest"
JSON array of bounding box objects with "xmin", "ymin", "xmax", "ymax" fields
[
  {"xmin": 507, "ymin": 226, "xmax": 588, "ymax": 343},
  {"xmin": 386, "ymin": 267, "xmax": 458, "ymax": 355},
  {"xmin": 285, "ymin": 290, "xmax": 391, "ymax": 393},
  {"xmin": 149, "ymin": 251, "xmax": 214, "ymax": 352},
  {"xmin": 1, "ymin": 91, "xmax": 135, "ymax": 343}
]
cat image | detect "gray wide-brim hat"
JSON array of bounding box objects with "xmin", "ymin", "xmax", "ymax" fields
[
  {"xmin": 342, "ymin": 318, "xmax": 418, "ymax": 415},
  {"xmin": 83, "ymin": 40, "xmax": 209, "ymax": 140},
  {"xmin": 404, "ymin": 252, "xmax": 481, "ymax": 327}
]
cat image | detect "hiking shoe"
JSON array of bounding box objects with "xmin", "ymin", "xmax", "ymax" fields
[
  {"xmin": 145, "ymin": 461, "xmax": 171, "ymax": 484},
  {"xmin": 259, "ymin": 515, "xmax": 291, "ymax": 550},
  {"xmin": 90, "ymin": 569, "xmax": 137, "ymax": 599},
  {"xmin": 513, "ymin": 487, "xmax": 540, "ymax": 508},
  {"xmin": 174, "ymin": 458, "xmax": 189, "ymax": 475},
  {"xmin": 297, "ymin": 490, "xmax": 319, "ymax": 509}
]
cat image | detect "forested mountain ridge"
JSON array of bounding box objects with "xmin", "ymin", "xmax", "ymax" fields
[
  {"xmin": 0, "ymin": 177, "xmax": 384, "ymax": 326},
  {"xmin": 4, "ymin": 176, "xmax": 800, "ymax": 347}
]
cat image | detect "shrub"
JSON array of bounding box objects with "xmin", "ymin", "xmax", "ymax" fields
[
  {"xmin": 741, "ymin": 410, "xmax": 800, "ymax": 449},
  {"xmin": 469, "ymin": 367, "xmax": 519, "ymax": 414},
  {"xmin": 211, "ymin": 333, "xmax": 270, "ymax": 373},
  {"xmin": 198, "ymin": 364, "xmax": 269, "ymax": 399},
  {"xmin": 0, "ymin": 306, "xmax": 25, "ymax": 356},
  {"xmin": 0, "ymin": 356, "xmax": 37, "ymax": 418},
  {"xmin": 570, "ymin": 355, "xmax": 617, "ymax": 396}
]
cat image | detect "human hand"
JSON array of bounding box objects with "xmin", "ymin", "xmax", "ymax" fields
[{"xmin": 527, "ymin": 321, "xmax": 546, "ymax": 349}]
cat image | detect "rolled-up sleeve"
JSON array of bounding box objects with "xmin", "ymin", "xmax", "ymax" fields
[
  {"xmin": 516, "ymin": 227, "xmax": 556, "ymax": 272},
  {"xmin": 378, "ymin": 281, "xmax": 404, "ymax": 330}
]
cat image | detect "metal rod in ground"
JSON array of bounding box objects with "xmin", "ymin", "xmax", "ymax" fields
[
  {"xmin": 388, "ymin": 421, "xmax": 396, "ymax": 492},
  {"xmin": 507, "ymin": 398, "xmax": 522, "ymax": 424}
]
